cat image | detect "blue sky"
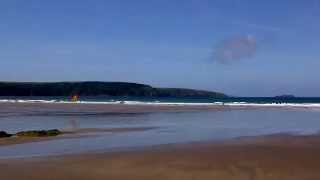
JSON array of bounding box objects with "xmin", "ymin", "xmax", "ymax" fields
[{"xmin": 1, "ymin": 0, "xmax": 320, "ymax": 96}]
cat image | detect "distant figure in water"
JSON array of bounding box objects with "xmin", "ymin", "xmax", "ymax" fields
[{"xmin": 70, "ymin": 94, "xmax": 79, "ymax": 102}]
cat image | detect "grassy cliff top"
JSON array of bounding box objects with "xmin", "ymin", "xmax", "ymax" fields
[{"xmin": 0, "ymin": 81, "xmax": 227, "ymax": 98}]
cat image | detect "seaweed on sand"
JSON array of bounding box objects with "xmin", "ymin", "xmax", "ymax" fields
[{"xmin": 0, "ymin": 131, "xmax": 12, "ymax": 138}]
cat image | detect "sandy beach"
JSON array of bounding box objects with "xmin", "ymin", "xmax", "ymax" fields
[
  {"xmin": 0, "ymin": 102, "xmax": 228, "ymax": 113},
  {"xmin": 1, "ymin": 134, "xmax": 320, "ymax": 180},
  {"xmin": 1, "ymin": 103, "xmax": 320, "ymax": 179}
]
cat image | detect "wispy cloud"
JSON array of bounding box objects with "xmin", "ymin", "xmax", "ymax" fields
[{"xmin": 212, "ymin": 34, "xmax": 257, "ymax": 64}]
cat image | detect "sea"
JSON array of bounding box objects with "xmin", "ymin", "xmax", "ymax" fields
[
  {"xmin": 0, "ymin": 96, "xmax": 320, "ymax": 158},
  {"xmin": 1, "ymin": 96, "xmax": 320, "ymax": 106}
]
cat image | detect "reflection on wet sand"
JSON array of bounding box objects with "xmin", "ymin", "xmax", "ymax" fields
[
  {"xmin": 0, "ymin": 127, "xmax": 158, "ymax": 146},
  {"xmin": 1, "ymin": 103, "xmax": 320, "ymax": 158}
]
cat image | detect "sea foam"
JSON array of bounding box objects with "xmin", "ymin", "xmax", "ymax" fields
[{"xmin": 1, "ymin": 98, "xmax": 320, "ymax": 108}]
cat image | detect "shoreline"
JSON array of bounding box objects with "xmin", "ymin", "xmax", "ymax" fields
[
  {"xmin": 1, "ymin": 133, "xmax": 320, "ymax": 179},
  {"xmin": 0, "ymin": 101, "xmax": 318, "ymax": 113}
]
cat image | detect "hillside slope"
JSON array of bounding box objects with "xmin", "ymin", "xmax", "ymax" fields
[{"xmin": 0, "ymin": 82, "xmax": 227, "ymax": 98}]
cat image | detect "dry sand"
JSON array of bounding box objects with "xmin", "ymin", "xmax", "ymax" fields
[{"xmin": 1, "ymin": 134, "xmax": 320, "ymax": 180}]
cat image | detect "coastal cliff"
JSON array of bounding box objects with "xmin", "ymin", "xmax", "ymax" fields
[{"xmin": 0, "ymin": 82, "xmax": 227, "ymax": 98}]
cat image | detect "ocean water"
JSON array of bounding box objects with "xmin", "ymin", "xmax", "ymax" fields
[
  {"xmin": 1, "ymin": 96, "xmax": 320, "ymax": 106},
  {"xmin": 0, "ymin": 101, "xmax": 320, "ymax": 158}
]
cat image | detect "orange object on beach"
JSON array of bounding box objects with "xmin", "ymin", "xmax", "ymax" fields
[{"xmin": 71, "ymin": 94, "xmax": 79, "ymax": 102}]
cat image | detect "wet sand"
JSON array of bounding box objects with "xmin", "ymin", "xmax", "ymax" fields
[
  {"xmin": 0, "ymin": 101, "xmax": 314, "ymax": 112},
  {"xmin": 1, "ymin": 134, "xmax": 320, "ymax": 180},
  {"xmin": 0, "ymin": 127, "xmax": 157, "ymax": 146},
  {"xmin": 0, "ymin": 102, "xmax": 226, "ymax": 113}
]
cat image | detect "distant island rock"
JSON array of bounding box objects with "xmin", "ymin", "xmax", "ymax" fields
[
  {"xmin": 0, "ymin": 81, "xmax": 227, "ymax": 98},
  {"xmin": 274, "ymin": 95, "xmax": 296, "ymax": 98}
]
